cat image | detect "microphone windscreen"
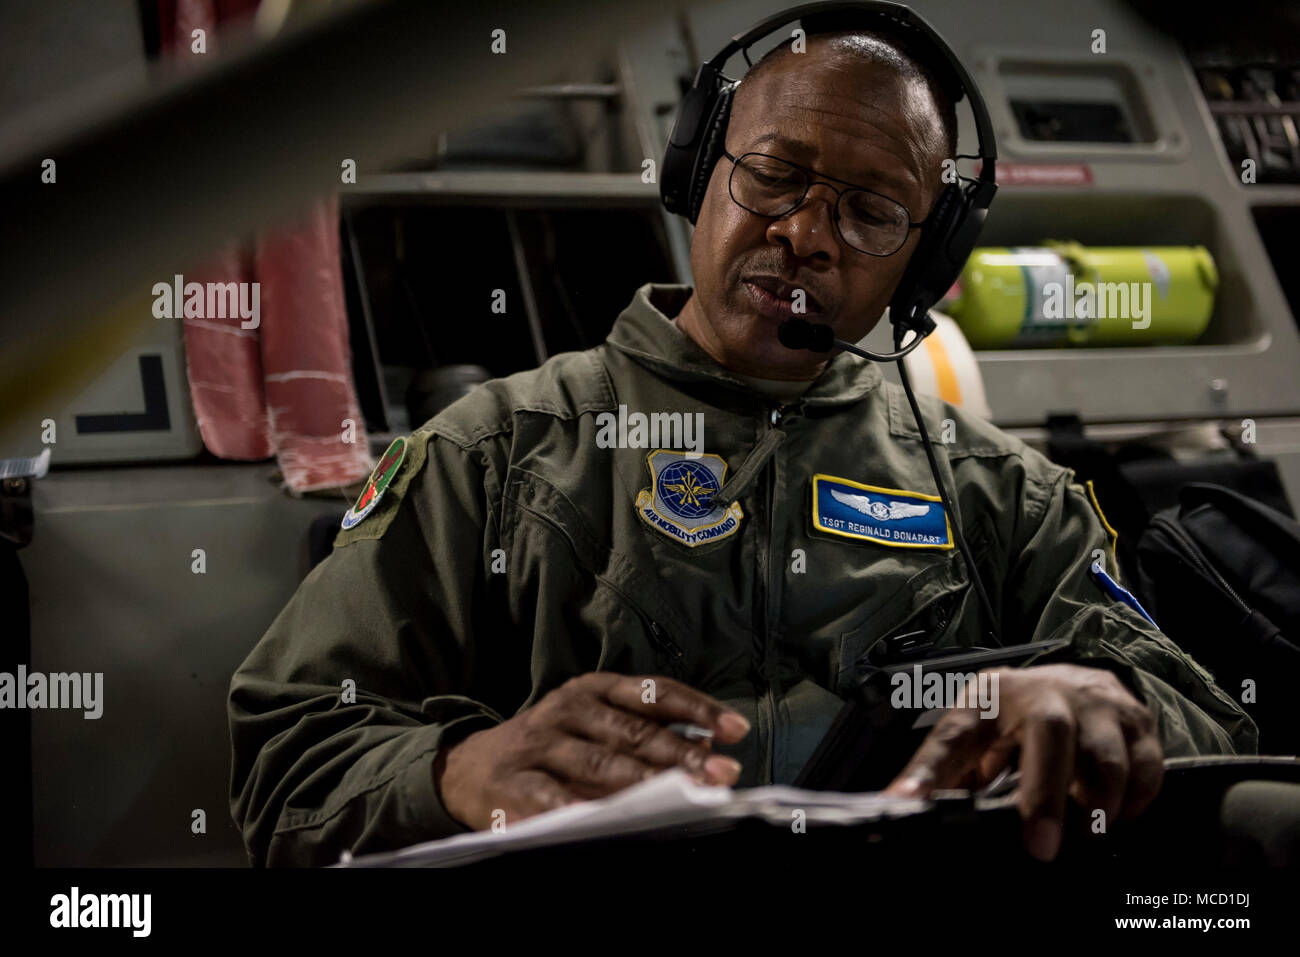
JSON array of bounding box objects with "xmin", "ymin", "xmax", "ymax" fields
[
  {"xmin": 808, "ymin": 322, "xmax": 835, "ymax": 353},
  {"xmin": 777, "ymin": 317, "xmax": 810, "ymax": 350}
]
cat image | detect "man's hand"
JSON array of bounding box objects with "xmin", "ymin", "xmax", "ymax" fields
[
  {"xmin": 433, "ymin": 673, "xmax": 751, "ymax": 831},
  {"xmin": 884, "ymin": 663, "xmax": 1164, "ymax": 861}
]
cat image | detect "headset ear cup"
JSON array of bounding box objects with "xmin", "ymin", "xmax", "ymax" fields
[
  {"xmin": 944, "ymin": 179, "xmax": 996, "ymax": 271},
  {"xmin": 660, "ymin": 75, "xmax": 717, "ymax": 219},
  {"xmin": 889, "ymin": 183, "xmax": 964, "ymax": 331},
  {"xmin": 687, "ymin": 83, "xmax": 735, "ymax": 225}
]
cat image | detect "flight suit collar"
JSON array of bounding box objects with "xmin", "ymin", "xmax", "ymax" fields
[{"xmin": 605, "ymin": 282, "xmax": 884, "ymax": 408}]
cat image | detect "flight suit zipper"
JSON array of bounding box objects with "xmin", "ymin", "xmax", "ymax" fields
[
  {"xmin": 759, "ymin": 402, "xmax": 794, "ymax": 783},
  {"xmin": 646, "ymin": 618, "xmax": 686, "ymax": 675},
  {"xmin": 605, "ymin": 578, "xmax": 687, "ymax": 679}
]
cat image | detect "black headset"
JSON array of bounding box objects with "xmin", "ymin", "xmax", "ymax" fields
[{"xmin": 660, "ymin": 0, "xmax": 998, "ymax": 340}]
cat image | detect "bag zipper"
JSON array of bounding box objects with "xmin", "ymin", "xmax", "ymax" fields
[{"xmin": 1152, "ymin": 514, "xmax": 1252, "ymax": 614}]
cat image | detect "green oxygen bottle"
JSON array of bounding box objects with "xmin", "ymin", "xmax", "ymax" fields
[{"xmin": 946, "ymin": 242, "xmax": 1218, "ymax": 349}]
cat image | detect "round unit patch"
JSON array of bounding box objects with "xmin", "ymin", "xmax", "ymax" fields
[
  {"xmin": 341, "ymin": 436, "xmax": 408, "ymax": 530},
  {"xmin": 635, "ymin": 450, "xmax": 743, "ymax": 548},
  {"xmin": 655, "ymin": 459, "xmax": 719, "ymax": 520}
]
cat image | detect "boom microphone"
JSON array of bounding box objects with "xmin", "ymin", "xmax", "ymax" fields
[
  {"xmin": 777, "ymin": 317, "xmax": 834, "ymax": 352},
  {"xmin": 777, "ymin": 315, "xmax": 934, "ymax": 363}
]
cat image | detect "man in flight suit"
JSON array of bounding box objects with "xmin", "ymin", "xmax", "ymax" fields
[{"xmin": 228, "ymin": 27, "xmax": 1255, "ymax": 867}]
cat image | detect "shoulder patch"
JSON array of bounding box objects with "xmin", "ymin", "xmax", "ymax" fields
[
  {"xmin": 334, "ymin": 433, "xmax": 430, "ymax": 548},
  {"xmin": 341, "ymin": 437, "xmax": 407, "ymax": 531},
  {"xmin": 811, "ymin": 474, "xmax": 953, "ymax": 549}
]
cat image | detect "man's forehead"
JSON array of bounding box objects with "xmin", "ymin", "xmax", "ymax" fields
[
  {"xmin": 743, "ymin": 129, "xmax": 917, "ymax": 195},
  {"xmin": 730, "ymin": 53, "xmax": 940, "ymax": 197}
]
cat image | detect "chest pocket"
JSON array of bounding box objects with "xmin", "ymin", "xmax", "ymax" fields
[
  {"xmin": 502, "ymin": 464, "xmax": 693, "ymax": 682},
  {"xmin": 834, "ymin": 554, "xmax": 972, "ymax": 697}
]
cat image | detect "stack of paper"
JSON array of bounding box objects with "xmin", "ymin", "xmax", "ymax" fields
[{"xmin": 335, "ymin": 769, "xmax": 936, "ymax": 868}]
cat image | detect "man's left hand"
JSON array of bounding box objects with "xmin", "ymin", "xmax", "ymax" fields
[{"xmin": 884, "ymin": 663, "xmax": 1164, "ymax": 861}]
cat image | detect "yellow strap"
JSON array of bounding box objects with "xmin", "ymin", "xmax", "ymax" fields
[
  {"xmin": 923, "ymin": 330, "xmax": 963, "ymax": 406},
  {"xmin": 1085, "ymin": 479, "xmax": 1120, "ymax": 568}
]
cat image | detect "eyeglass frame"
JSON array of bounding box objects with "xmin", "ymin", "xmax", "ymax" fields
[{"xmin": 719, "ymin": 148, "xmax": 930, "ymax": 257}]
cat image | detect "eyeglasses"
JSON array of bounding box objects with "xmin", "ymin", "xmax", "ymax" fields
[{"xmin": 720, "ymin": 149, "xmax": 927, "ymax": 256}]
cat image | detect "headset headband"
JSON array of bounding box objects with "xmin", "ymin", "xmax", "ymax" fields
[{"xmin": 707, "ymin": 0, "xmax": 997, "ymax": 180}]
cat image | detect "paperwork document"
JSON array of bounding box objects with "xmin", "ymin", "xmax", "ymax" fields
[{"xmin": 335, "ymin": 769, "xmax": 935, "ymax": 868}]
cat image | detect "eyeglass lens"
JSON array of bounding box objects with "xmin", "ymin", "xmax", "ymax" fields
[{"xmin": 729, "ymin": 153, "xmax": 910, "ymax": 255}]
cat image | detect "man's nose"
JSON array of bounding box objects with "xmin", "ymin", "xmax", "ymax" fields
[{"xmin": 767, "ymin": 182, "xmax": 839, "ymax": 261}]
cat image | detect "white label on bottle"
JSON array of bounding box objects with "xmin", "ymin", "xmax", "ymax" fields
[
  {"xmin": 1012, "ymin": 247, "xmax": 1072, "ymax": 340},
  {"xmin": 1143, "ymin": 250, "xmax": 1171, "ymax": 300}
]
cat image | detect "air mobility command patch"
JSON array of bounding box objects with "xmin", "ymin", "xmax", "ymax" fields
[
  {"xmin": 811, "ymin": 474, "xmax": 953, "ymax": 549},
  {"xmin": 636, "ymin": 450, "xmax": 743, "ymax": 548},
  {"xmin": 341, "ymin": 437, "xmax": 408, "ymax": 530}
]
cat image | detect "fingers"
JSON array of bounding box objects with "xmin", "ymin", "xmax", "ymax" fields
[
  {"xmin": 538, "ymin": 734, "xmax": 662, "ymax": 793},
  {"xmin": 977, "ymin": 740, "xmax": 1016, "ymax": 786},
  {"xmin": 998, "ymin": 669, "xmax": 1162, "ymax": 861},
  {"xmin": 1120, "ymin": 727, "xmax": 1164, "ymax": 820},
  {"xmin": 1072, "ymin": 713, "xmax": 1130, "ymax": 825},
  {"xmin": 1017, "ymin": 693, "xmax": 1076, "ymax": 862},
  {"xmin": 527, "ymin": 674, "xmax": 748, "ymax": 793},
  {"xmin": 553, "ymin": 696, "xmax": 741, "ymax": 785},
  {"xmin": 596, "ymin": 674, "xmax": 752, "ymax": 743},
  {"xmin": 885, "ymin": 700, "xmax": 994, "ymax": 797},
  {"xmin": 1068, "ymin": 671, "xmax": 1163, "ymax": 824},
  {"xmin": 886, "ymin": 665, "xmax": 1167, "ymax": 863}
]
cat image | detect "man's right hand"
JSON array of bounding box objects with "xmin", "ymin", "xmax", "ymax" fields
[{"xmin": 433, "ymin": 673, "xmax": 751, "ymax": 831}]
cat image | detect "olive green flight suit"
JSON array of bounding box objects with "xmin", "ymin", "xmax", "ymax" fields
[{"xmin": 228, "ymin": 282, "xmax": 1256, "ymax": 867}]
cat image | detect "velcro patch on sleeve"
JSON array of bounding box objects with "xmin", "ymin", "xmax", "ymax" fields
[{"xmin": 334, "ymin": 432, "xmax": 432, "ymax": 548}]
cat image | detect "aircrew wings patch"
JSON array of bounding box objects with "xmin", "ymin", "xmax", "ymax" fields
[{"xmin": 811, "ymin": 474, "xmax": 953, "ymax": 549}]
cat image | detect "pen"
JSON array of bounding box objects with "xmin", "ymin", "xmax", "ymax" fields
[
  {"xmin": 666, "ymin": 722, "xmax": 714, "ymax": 741},
  {"xmin": 1089, "ymin": 561, "xmax": 1158, "ymax": 626}
]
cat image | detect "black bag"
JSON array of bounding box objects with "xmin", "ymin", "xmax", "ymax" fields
[{"xmin": 1136, "ymin": 483, "xmax": 1300, "ymax": 755}]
